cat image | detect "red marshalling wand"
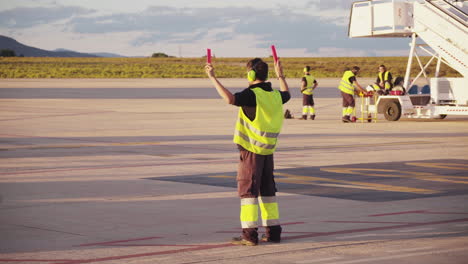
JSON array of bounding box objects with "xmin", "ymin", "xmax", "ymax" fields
[
  {"xmin": 206, "ymin": 49, "xmax": 212, "ymax": 64},
  {"xmin": 271, "ymin": 45, "xmax": 278, "ymax": 63}
]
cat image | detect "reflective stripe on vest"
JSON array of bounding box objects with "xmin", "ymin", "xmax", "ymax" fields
[
  {"xmin": 379, "ymin": 71, "xmax": 392, "ymax": 90},
  {"xmin": 338, "ymin": 71, "xmax": 355, "ymax": 95},
  {"xmin": 233, "ymin": 88, "xmax": 283, "ymax": 155},
  {"xmin": 302, "ymin": 75, "xmax": 315, "ymax": 95}
]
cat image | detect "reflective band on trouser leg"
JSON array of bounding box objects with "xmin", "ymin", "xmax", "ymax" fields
[
  {"xmin": 347, "ymin": 107, "xmax": 354, "ymax": 116},
  {"xmin": 309, "ymin": 106, "xmax": 315, "ymax": 115},
  {"xmin": 259, "ymin": 196, "xmax": 280, "ymax": 226},
  {"xmin": 342, "ymin": 107, "xmax": 347, "ymax": 116},
  {"xmin": 302, "ymin": 106, "xmax": 309, "ymax": 115},
  {"xmin": 240, "ymin": 198, "xmax": 259, "ymax": 228}
]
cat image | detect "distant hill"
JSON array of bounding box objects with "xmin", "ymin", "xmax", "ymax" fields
[
  {"xmin": 90, "ymin": 52, "xmax": 126, "ymax": 58},
  {"xmin": 0, "ymin": 35, "xmax": 100, "ymax": 57},
  {"xmin": 54, "ymin": 48, "xmax": 126, "ymax": 58}
]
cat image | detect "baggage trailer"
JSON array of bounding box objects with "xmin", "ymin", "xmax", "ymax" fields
[{"xmin": 349, "ymin": 0, "xmax": 468, "ymax": 121}]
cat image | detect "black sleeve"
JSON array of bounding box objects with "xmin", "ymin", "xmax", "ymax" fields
[
  {"xmin": 280, "ymin": 91, "xmax": 291, "ymax": 104},
  {"xmin": 314, "ymin": 80, "xmax": 317, "ymax": 84},
  {"xmin": 376, "ymin": 76, "xmax": 380, "ymax": 83},
  {"xmin": 349, "ymin": 76, "xmax": 356, "ymax": 83},
  {"xmin": 234, "ymin": 89, "xmax": 256, "ymax": 107},
  {"xmin": 387, "ymin": 72, "xmax": 393, "ymax": 81},
  {"xmin": 301, "ymin": 77, "xmax": 307, "ymax": 87}
]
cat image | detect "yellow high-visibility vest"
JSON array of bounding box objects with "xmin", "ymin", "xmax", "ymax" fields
[
  {"xmin": 379, "ymin": 71, "xmax": 392, "ymax": 90},
  {"xmin": 233, "ymin": 88, "xmax": 283, "ymax": 155},
  {"xmin": 302, "ymin": 75, "xmax": 315, "ymax": 95},
  {"xmin": 338, "ymin": 70, "xmax": 355, "ymax": 95}
]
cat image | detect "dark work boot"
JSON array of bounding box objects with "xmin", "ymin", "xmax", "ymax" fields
[
  {"xmin": 261, "ymin": 225, "xmax": 282, "ymax": 243},
  {"xmin": 311, "ymin": 115, "xmax": 316, "ymax": 120},
  {"xmin": 342, "ymin": 116, "xmax": 350, "ymax": 123},
  {"xmin": 231, "ymin": 236, "xmax": 257, "ymax": 246},
  {"xmin": 299, "ymin": 115, "xmax": 307, "ymax": 120},
  {"xmin": 231, "ymin": 228, "xmax": 258, "ymax": 246}
]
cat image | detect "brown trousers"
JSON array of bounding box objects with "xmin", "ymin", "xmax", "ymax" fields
[
  {"xmin": 341, "ymin": 91, "xmax": 355, "ymax": 107},
  {"xmin": 237, "ymin": 148, "xmax": 277, "ymax": 198},
  {"xmin": 237, "ymin": 148, "xmax": 281, "ymax": 242}
]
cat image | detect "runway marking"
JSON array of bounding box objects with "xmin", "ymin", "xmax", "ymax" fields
[
  {"xmin": 282, "ymin": 217, "xmax": 468, "ymax": 241},
  {"xmin": 274, "ymin": 172, "xmax": 438, "ymax": 194},
  {"xmin": 34, "ymin": 217, "xmax": 468, "ymax": 264},
  {"xmin": 323, "ymin": 220, "xmax": 420, "ymax": 225},
  {"xmin": 0, "ymin": 110, "xmax": 113, "ymax": 122},
  {"xmin": 0, "ymin": 159, "xmax": 238, "ymax": 177},
  {"xmin": 18, "ymin": 192, "xmax": 237, "ymax": 204},
  {"xmin": 395, "ymin": 227, "xmax": 433, "ymax": 233},
  {"xmin": 54, "ymin": 243, "xmax": 236, "ymax": 264},
  {"xmin": 76, "ymin": 236, "xmax": 163, "ymax": 247},
  {"xmin": 327, "ymin": 247, "xmax": 468, "ymax": 264},
  {"xmin": 216, "ymin": 231, "xmax": 320, "ymax": 234},
  {"xmin": 321, "ymin": 167, "xmax": 468, "ymax": 184},
  {"xmin": 279, "ymin": 141, "xmax": 433, "ymax": 151},
  {"xmin": 336, "ymin": 234, "xmax": 378, "ymax": 239},
  {"xmin": 369, "ymin": 210, "xmax": 468, "ymax": 217},
  {"xmin": 0, "ymin": 259, "xmax": 76, "ymax": 262},
  {"xmin": 211, "ymin": 172, "xmax": 439, "ymax": 194},
  {"xmin": 406, "ymin": 162, "xmax": 468, "ymax": 171},
  {"xmin": 0, "ymin": 141, "xmax": 162, "ymax": 151},
  {"xmin": 386, "ymin": 246, "xmax": 434, "ymax": 253},
  {"xmin": 295, "ymin": 257, "xmax": 344, "ymax": 264},
  {"xmin": 369, "ymin": 210, "xmax": 427, "ymax": 217}
]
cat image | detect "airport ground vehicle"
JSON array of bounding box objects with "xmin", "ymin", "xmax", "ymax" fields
[{"xmin": 349, "ymin": 0, "xmax": 467, "ymax": 121}]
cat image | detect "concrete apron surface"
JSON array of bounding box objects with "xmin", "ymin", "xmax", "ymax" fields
[{"xmin": 0, "ymin": 78, "xmax": 467, "ymax": 264}]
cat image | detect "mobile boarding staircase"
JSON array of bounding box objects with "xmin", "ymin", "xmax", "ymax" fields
[{"xmin": 349, "ymin": 0, "xmax": 468, "ymax": 120}]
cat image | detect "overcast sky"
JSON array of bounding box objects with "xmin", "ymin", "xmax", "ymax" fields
[{"xmin": 0, "ymin": 0, "xmax": 413, "ymax": 57}]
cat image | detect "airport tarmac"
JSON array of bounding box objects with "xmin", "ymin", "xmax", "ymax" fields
[{"xmin": 0, "ymin": 78, "xmax": 467, "ymax": 264}]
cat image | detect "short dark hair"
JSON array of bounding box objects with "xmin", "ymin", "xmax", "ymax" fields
[
  {"xmin": 247, "ymin": 58, "xmax": 268, "ymax": 81},
  {"xmin": 379, "ymin": 65, "xmax": 386, "ymax": 70},
  {"xmin": 305, "ymin": 66, "xmax": 310, "ymax": 72},
  {"xmin": 352, "ymin": 66, "xmax": 360, "ymax": 71}
]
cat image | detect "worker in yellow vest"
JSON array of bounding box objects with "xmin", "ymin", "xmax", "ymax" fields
[
  {"xmin": 205, "ymin": 57, "xmax": 290, "ymax": 246},
  {"xmin": 338, "ymin": 66, "xmax": 366, "ymax": 122},
  {"xmin": 372, "ymin": 65, "xmax": 393, "ymax": 95},
  {"xmin": 300, "ymin": 66, "xmax": 318, "ymax": 120}
]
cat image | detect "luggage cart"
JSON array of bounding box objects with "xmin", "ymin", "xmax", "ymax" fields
[{"xmin": 356, "ymin": 91, "xmax": 378, "ymax": 123}]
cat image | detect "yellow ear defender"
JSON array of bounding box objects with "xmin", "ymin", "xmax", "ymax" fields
[
  {"xmin": 303, "ymin": 67, "xmax": 308, "ymax": 73},
  {"xmin": 247, "ymin": 70, "xmax": 256, "ymax": 82}
]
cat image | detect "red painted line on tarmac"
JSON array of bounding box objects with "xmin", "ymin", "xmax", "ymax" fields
[
  {"xmin": 229, "ymin": 221, "xmax": 305, "ymax": 230},
  {"xmin": 282, "ymin": 217, "xmax": 468, "ymax": 241},
  {"xmin": 279, "ymin": 221, "xmax": 306, "ymax": 226},
  {"xmin": 76, "ymin": 236, "xmax": 162, "ymax": 247},
  {"xmin": 369, "ymin": 210, "xmax": 468, "ymax": 217},
  {"xmin": 53, "ymin": 243, "xmax": 235, "ymax": 264},
  {"xmin": 0, "ymin": 259, "xmax": 75, "ymax": 262},
  {"xmin": 368, "ymin": 210, "xmax": 427, "ymax": 217},
  {"xmin": 216, "ymin": 231, "xmax": 320, "ymax": 234},
  {"xmin": 109, "ymin": 244, "xmax": 218, "ymax": 247},
  {"xmin": 422, "ymin": 211, "xmax": 468, "ymax": 215},
  {"xmin": 35, "ymin": 217, "xmax": 468, "ymax": 264},
  {"xmin": 323, "ymin": 220, "xmax": 421, "ymax": 224}
]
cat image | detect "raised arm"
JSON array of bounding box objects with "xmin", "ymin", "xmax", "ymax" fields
[
  {"xmin": 274, "ymin": 60, "xmax": 289, "ymax": 92},
  {"xmin": 205, "ymin": 63, "xmax": 235, "ymax": 104}
]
